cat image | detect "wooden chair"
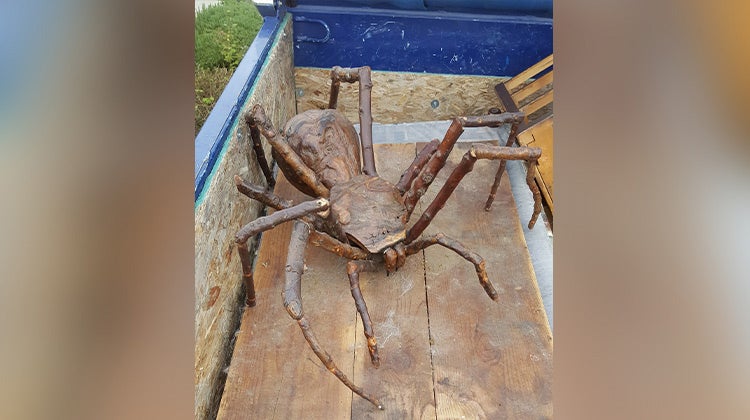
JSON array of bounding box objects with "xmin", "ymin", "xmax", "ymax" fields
[{"xmin": 495, "ymin": 54, "xmax": 554, "ymax": 220}]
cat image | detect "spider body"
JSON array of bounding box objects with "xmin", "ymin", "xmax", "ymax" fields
[
  {"xmin": 233, "ymin": 66, "xmax": 543, "ymax": 409},
  {"xmin": 276, "ymin": 108, "xmax": 361, "ymax": 196},
  {"xmin": 328, "ymin": 174, "xmax": 406, "ymax": 254},
  {"xmin": 276, "ymin": 107, "xmax": 407, "ymax": 254}
]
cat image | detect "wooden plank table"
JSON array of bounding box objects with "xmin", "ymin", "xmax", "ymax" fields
[{"xmin": 217, "ymin": 143, "xmax": 552, "ymax": 419}]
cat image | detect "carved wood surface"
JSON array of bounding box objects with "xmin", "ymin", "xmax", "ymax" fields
[
  {"xmin": 329, "ymin": 174, "xmax": 406, "ymax": 253},
  {"xmin": 280, "ymin": 109, "xmax": 362, "ymax": 192},
  {"xmin": 418, "ymin": 142, "xmax": 552, "ymax": 419},
  {"xmin": 216, "ymin": 143, "xmax": 552, "ymax": 419}
]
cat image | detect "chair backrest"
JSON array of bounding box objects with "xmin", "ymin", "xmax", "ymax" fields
[
  {"xmin": 496, "ymin": 54, "xmax": 553, "ymax": 127},
  {"xmin": 495, "ymin": 54, "xmax": 555, "ymax": 221}
]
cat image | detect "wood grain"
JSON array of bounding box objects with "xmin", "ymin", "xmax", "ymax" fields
[
  {"xmin": 520, "ymin": 89, "xmax": 554, "ymax": 119},
  {"xmin": 417, "ymin": 141, "xmax": 553, "ymax": 420},
  {"xmin": 505, "ymin": 54, "xmax": 553, "ymax": 92},
  {"xmin": 216, "ymin": 173, "xmax": 356, "ymax": 419},
  {"xmin": 351, "ymin": 144, "xmax": 436, "ymax": 419},
  {"xmin": 216, "ymin": 143, "xmax": 552, "ymax": 419},
  {"xmin": 512, "ymin": 70, "xmax": 553, "ymax": 105},
  {"xmin": 295, "ymin": 67, "xmax": 508, "ymax": 124}
]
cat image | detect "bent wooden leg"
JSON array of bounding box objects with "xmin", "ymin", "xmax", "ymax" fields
[
  {"xmin": 395, "ymin": 139, "xmax": 439, "ymax": 194},
  {"xmin": 245, "ymin": 104, "xmax": 330, "ymax": 198},
  {"xmin": 234, "ymin": 198, "xmax": 329, "ymax": 306},
  {"xmin": 404, "ymin": 233, "xmax": 498, "ymax": 301},
  {"xmin": 234, "ymin": 175, "xmax": 292, "ymax": 210},
  {"xmin": 328, "ymin": 66, "xmax": 377, "ymax": 176},
  {"xmin": 524, "ymin": 159, "xmax": 543, "ymax": 229},
  {"xmin": 283, "ymin": 221, "xmax": 384, "ymax": 410},
  {"xmin": 308, "ymin": 230, "xmax": 371, "ymax": 260},
  {"xmin": 346, "ymin": 260, "xmax": 381, "ymax": 368},
  {"xmin": 405, "ymin": 143, "xmax": 541, "ymax": 244},
  {"xmin": 237, "ymin": 242, "xmax": 256, "ymax": 307},
  {"xmin": 402, "ymin": 113, "xmax": 526, "ymax": 222},
  {"xmin": 484, "ymin": 121, "xmax": 521, "ymax": 211},
  {"xmin": 247, "ymin": 123, "xmax": 275, "ymax": 189}
]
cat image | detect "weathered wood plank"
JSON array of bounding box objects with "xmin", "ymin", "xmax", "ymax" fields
[
  {"xmin": 216, "ymin": 173, "xmax": 356, "ymax": 419},
  {"xmin": 505, "ymin": 54, "xmax": 553, "ymax": 92},
  {"xmin": 217, "ymin": 142, "xmax": 551, "ymax": 419},
  {"xmin": 351, "ymin": 144, "xmax": 436, "ymax": 419},
  {"xmin": 512, "ymin": 70, "xmax": 553, "ymax": 104},
  {"xmin": 416, "ymin": 141, "xmax": 553, "ymax": 419},
  {"xmin": 295, "ymin": 67, "xmax": 508, "ymax": 124},
  {"xmin": 520, "ymin": 89, "xmax": 554, "ymax": 119},
  {"xmin": 194, "ymin": 17, "xmax": 296, "ymax": 420}
]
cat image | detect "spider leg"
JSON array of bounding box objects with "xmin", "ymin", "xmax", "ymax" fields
[
  {"xmin": 298, "ymin": 227, "xmax": 382, "ymax": 366},
  {"xmin": 245, "ymin": 104, "xmax": 330, "ymax": 198},
  {"xmin": 236, "ymin": 173, "xmax": 372, "ymax": 259},
  {"xmin": 246, "ymin": 118, "xmax": 275, "ymax": 189},
  {"xmin": 308, "ymin": 230, "xmax": 371, "ymax": 260},
  {"xmin": 484, "ymin": 120, "xmax": 521, "ymax": 211},
  {"xmin": 476, "ymin": 144, "xmax": 543, "ymax": 229},
  {"xmin": 404, "ymin": 233, "xmax": 498, "ymax": 301},
  {"xmin": 485, "ymin": 89, "xmax": 527, "ymax": 210},
  {"xmin": 401, "ymin": 113, "xmax": 526, "ymax": 222},
  {"xmin": 328, "ymin": 66, "xmax": 377, "ymax": 177},
  {"xmin": 236, "ymin": 242, "xmax": 257, "ymax": 307},
  {"xmin": 234, "ymin": 198, "xmax": 329, "ymax": 306},
  {"xmin": 346, "ymin": 260, "xmax": 381, "ymax": 368},
  {"xmin": 235, "ymin": 174, "xmax": 332, "ymax": 234},
  {"xmin": 234, "ymin": 175, "xmax": 292, "ymax": 210},
  {"xmin": 395, "ymin": 139, "xmax": 439, "ymax": 194},
  {"xmin": 404, "ymin": 143, "xmax": 541, "ymax": 244},
  {"xmin": 284, "ymin": 221, "xmax": 384, "ymax": 410}
]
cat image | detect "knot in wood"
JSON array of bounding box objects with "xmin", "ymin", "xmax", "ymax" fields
[{"xmin": 285, "ymin": 300, "xmax": 302, "ymax": 320}]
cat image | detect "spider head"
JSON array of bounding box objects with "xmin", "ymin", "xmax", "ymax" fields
[{"xmin": 329, "ymin": 174, "xmax": 407, "ymax": 254}]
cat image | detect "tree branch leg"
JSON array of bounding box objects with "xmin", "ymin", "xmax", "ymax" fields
[
  {"xmin": 395, "ymin": 139, "xmax": 439, "ymax": 194},
  {"xmin": 328, "ymin": 66, "xmax": 377, "ymax": 176},
  {"xmin": 248, "ymin": 123, "xmax": 275, "ymax": 189},
  {"xmin": 283, "ymin": 221, "xmax": 384, "ymax": 410},
  {"xmin": 245, "ymin": 104, "xmax": 329, "ymax": 198},
  {"xmin": 404, "ymin": 233, "xmax": 498, "ymax": 301},
  {"xmin": 347, "ymin": 260, "xmax": 382, "ymax": 367}
]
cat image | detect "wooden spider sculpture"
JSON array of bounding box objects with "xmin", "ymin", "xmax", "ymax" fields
[{"xmin": 233, "ymin": 66, "xmax": 542, "ymax": 409}]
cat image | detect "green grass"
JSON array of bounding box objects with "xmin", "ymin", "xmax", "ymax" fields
[
  {"xmin": 195, "ymin": 0, "xmax": 263, "ymax": 136},
  {"xmin": 195, "ymin": 67, "xmax": 234, "ymax": 135}
]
